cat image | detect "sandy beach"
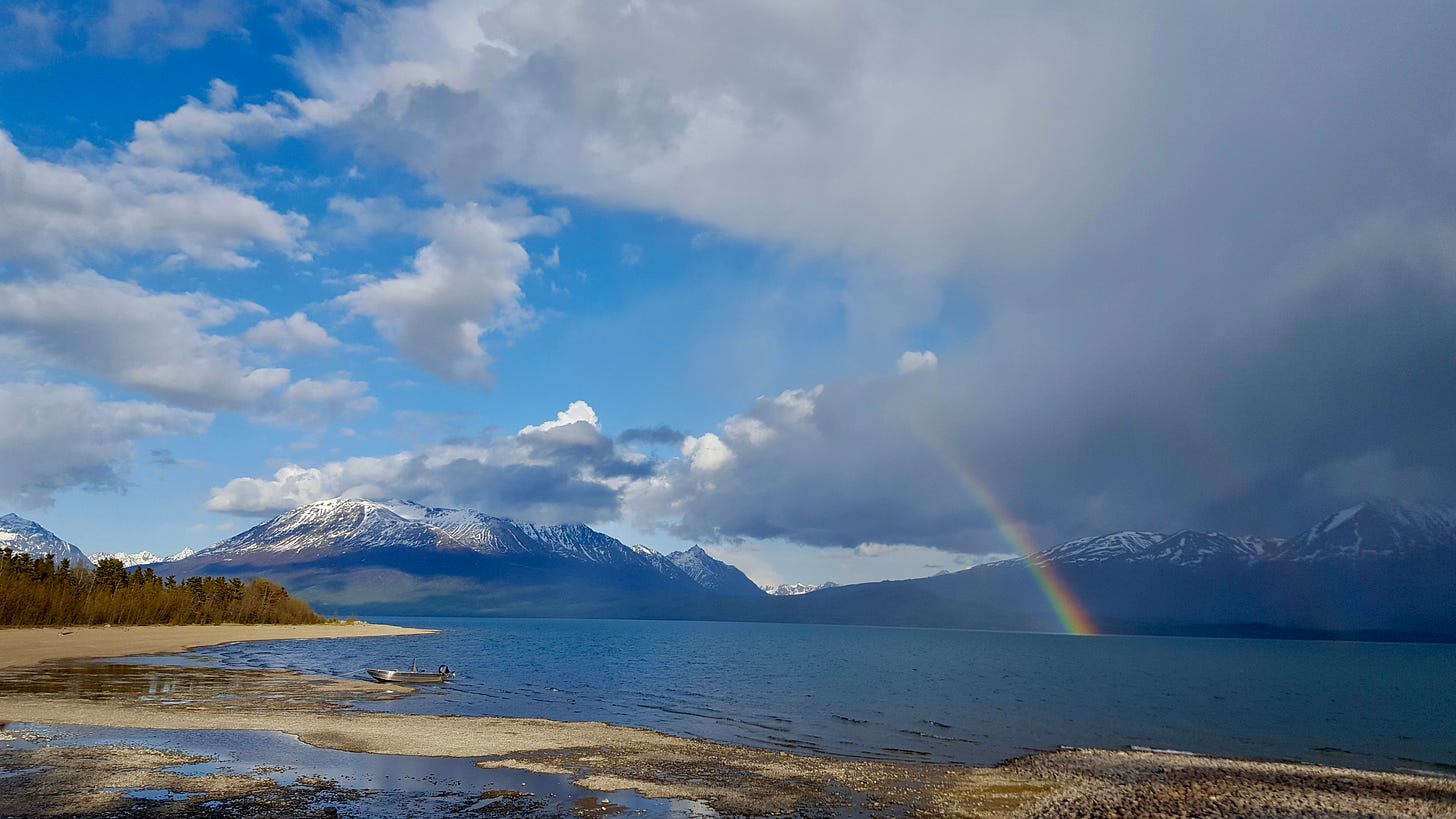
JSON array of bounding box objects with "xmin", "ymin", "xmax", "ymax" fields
[
  {"xmin": 0, "ymin": 625, "xmax": 1453, "ymax": 817},
  {"xmin": 0, "ymin": 622, "xmax": 435, "ymax": 669}
]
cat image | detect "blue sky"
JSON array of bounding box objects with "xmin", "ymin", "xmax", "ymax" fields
[{"xmin": 3, "ymin": 1, "xmax": 1455, "ymax": 587}]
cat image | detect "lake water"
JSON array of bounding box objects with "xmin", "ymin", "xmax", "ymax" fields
[{"xmin": 195, "ymin": 617, "xmax": 1456, "ymax": 776}]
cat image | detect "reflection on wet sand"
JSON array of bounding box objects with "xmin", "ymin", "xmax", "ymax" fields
[{"xmin": 0, "ymin": 661, "xmax": 407, "ymax": 711}]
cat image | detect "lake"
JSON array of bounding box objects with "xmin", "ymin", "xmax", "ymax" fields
[{"xmin": 194, "ymin": 617, "xmax": 1456, "ymax": 775}]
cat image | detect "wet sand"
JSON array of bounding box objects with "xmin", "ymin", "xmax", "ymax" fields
[{"xmin": 1, "ymin": 625, "xmax": 1454, "ymax": 817}]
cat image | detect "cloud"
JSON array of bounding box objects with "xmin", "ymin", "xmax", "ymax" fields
[
  {"xmin": 149, "ymin": 448, "xmax": 204, "ymax": 468},
  {"xmin": 325, "ymin": 195, "xmax": 415, "ymax": 239},
  {"xmin": 623, "ymin": 208, "xmax": 1456, "ymax": 551},
  {"xmin": 0, "ymin": 270, "xmax": 292, "ymax": 410},
  {"xmin": 243, "ymin": 312, "xmax": 339, "ymax": 354},
  {"xmin": 87, "ymin": 0, "xmax": 244, "ymax": 59},
  {"xmin": 297, "ymin": 1, "xmax": 1179, "ymax": 278},
  {"xmin": 896, "ymin": 351, "xmax": 937, "ymax": 374},
  {"xmin": 263, "ymin": 377, "xmax": 378, "ymax": 427},
  {"xmin": 619, "ymin": 243, "xmax": 643, "ymax": 267},
  {"xmin": 207, "ymin": 400, "xmax": 645, "ymax": 523},
  {"xmin": 280, "ymin": 1, "xmax": 1456, "ymax": 552},
  {"xmin": 126, "ymin": 80, "xmax": 318, "ymax": 169},
  {"xmin": 0, "ymin": 271, "xmax": 381, "ymax": 427},
  {"xmin": 0, "ymin": 382, "xmax": 210, "ymax": 509},
  {"xmin": 338, "ymin": 201, "xmax": 563, "ymax": 385},
  {"xmin": 0, "ymin": 5, "xmax": 62, "ymax": 70},
  {"xmin": 618, "ymin": 425, "xmax": 685, "ymax": 446},
  {"xmin": 0, "ymin": 129, "xmax": 306, "ymax": 271}
]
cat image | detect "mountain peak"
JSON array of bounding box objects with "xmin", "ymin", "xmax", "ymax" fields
[
  {"xmin": 1281, "ymin": 498, "xmax": 1456, "ymax": 561},
  {"xmin": 0, "ymin": 513, "xmax": 93, "ymax": 569},
  {"xmin": 668, "ymin": 546, "xmax": 765, "ymax": 596}
]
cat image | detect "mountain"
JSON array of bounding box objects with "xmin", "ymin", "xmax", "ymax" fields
[
  {"xmin": 1275, "ymin": 499, "xmax": 1456, "ymax": 561},
  {"xmin": 772, "ymin": 499, "xmax": 1456, "ymax": 640},
  {"xmin": 667, "ymin": 546, "xmax": 763, "ymax": 595},
  {"xmin": 0, "ymin": 513, "xmax": 93, "ymax": 569},
  {"xmin": 86, "ymin": 549, "xmax": 198, "ymax": 568},
  {"xmin": 88, "ymin": 551, "xmax": 163, "ymax": 568},
  {"xmin": 157, "ymin": 498, "xmax": 765, "ymax": 615},
  {"xmin": 761, "ymin": 581, "xmax": 838, "ymax": 596}
]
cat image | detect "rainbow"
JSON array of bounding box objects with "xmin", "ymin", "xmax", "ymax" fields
[{"xmin": 927, "ymin": 448, "xmax": 1098, "ymax": 636}]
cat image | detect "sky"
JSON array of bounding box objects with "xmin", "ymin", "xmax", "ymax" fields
[{"xmin": 2, "ymin": 1, "xmax": 1455, "ymax": 588}]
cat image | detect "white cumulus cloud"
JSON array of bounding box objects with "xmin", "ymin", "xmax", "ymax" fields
[
  {"xmin": 0, "ymin": 129, "xmax": 305, "ymax": 271},
  {"xmin": 243, "ymin": 312, "xmax": 339, "ymax": 354},
  {"xmin": 338, "ymin": 201, "xmax": 563, "ymax": 385}
]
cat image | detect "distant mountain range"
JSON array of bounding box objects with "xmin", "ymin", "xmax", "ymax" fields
[
  {"xmin": 85, "ymin": 549, "xmax": 196, "ymax": 568},
  {"xmin": 763, "ymin": 499, "xmax": 1456, "ymax": 641},
  {"xmin": 761, "ymin": 581, "xmax": 838, "ymax": 596},
  {"xmin": 4, "ymin": 498, "xmax": 1452, "ymax": 640}
]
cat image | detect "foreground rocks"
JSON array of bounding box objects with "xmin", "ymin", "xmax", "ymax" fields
[{"xmin": 1004, "ymin": 748, "xmax": 1456, "ymax": 819}]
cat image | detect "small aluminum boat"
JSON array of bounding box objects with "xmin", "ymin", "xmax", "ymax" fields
[{"xmin": 366, "ymin": 662, "xmax": 454, "ymax": 684}]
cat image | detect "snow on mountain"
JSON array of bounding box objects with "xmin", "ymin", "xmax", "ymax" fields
[
  {"xmin": 519, "ymin": 522, "xmax": 650, "ymax": 565},
  {"xmin": 1021, "ymin": 499, "xmax": 1456, "ymax": 571},
  {"xmin": 91, "ymin": 549, "xmax": 199, "ymax": 568},
  {"xmin": 200, "ymin": 497, "xmax": 466, "ymax": 560},
  {"xmin": 185, "ymin": 497, "xmax": 759, "ymax": 595},
  {"xmin": 1031, "ymin": 532, "xmax": 1165, "ymax": 565},
  {"xmin": 0, "ymin": 513, "xmax": 93, "ymax": 569},
  {"xmin": 88, "ymin": 550, "xmax": 162, "ymax": 568},
  {"xmin": 761, "ymin": 581, "xmax": 838, "ymax": 596},
  {"xmin": 1137, "ymin": 530, "xmax": 1280, "ymax": 566},
  {"xmin": 667, "ymin": 546, "xmax": 765, "ymax": 595},
  {"xmin": 1028, "ymin": 529, "xmax": 1282, "ymax": 567},
  {"xmin": 1277, "ymin": 499, "xmax": 1456, "ymax": 561},
  {"xmin": 385, "ymin": 499, "xmax": 660, "ymax": 566}
]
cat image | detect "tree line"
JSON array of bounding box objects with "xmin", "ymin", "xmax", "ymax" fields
[{"xmin": 0, "ymin": 549, "xmax": 324, "ymax": 626}]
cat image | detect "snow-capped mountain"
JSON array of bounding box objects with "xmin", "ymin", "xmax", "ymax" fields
[
  {"xmin": 1024, "ymin": 500, "xmax": 1453, "ymax": 570},
  {"xmin": 783, "ymin": 498, "xmax": 1456, "ymax": 639},
  {"xmin": 161, "ymin": 498, "xmax": 765, "ymax": 613},
  {"xmin": 88, "ymin": 550, "xmax": 162, "ymax": 568},
  {"xmin": 1028, "ymin": 529, "xmax": 1280, "ymax": 567},
  {"xmin": 1276, "ymin": 499, "xmax": 1456, "ymax": 561},
  {"xmin": 0, "ymin": 513, "xmax": 92, "ymax": 569},
  {"xmin": 201, "ymin": 497, "xmax": 467, "ymax": 562},
  {"xmin": 1030, "ymin": 531, "xmax": 1165, "ymax": 565},
  {"xmin": 86, "ymin": 549, "xmax": 198, "ymax": 568},
  {"xmin": 666, "ymin": 546, "xmax": 763, "ymax": 595},
  {"xmin": 385, "ymin": 499, "xmax": 672, "ymax": 568},
  {"xmin": 761, "ymin": 581, "xmax": 839, "ymax": 596},
  {"xmin": 1134, "ymin": 530, "xmax": 1279, "ymax": 565}
]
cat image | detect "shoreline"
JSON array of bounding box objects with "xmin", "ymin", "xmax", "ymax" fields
[
  {"xmin": 0, "ymin": 622, "xmax": 435, "ymax": 669},
  {"xmin": 1, "ymin": 624, "xmax": 1453, "ymax": 817}
]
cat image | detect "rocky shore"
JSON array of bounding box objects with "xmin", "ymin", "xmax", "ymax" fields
[{"xmin": 1005, "ymin": 748, "xmax": 1456, "ymax": 819}]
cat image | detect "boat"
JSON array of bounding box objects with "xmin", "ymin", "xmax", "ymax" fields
[{"xmin": 365, "ymin": 661, "xmax": 455, "ymax": 684}]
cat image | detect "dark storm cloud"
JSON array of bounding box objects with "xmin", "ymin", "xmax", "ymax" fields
[{"xmin": 619, "ymin": 6, "xmax": 1456, "ymax": 552}]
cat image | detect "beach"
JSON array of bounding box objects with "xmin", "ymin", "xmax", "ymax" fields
[{"xmin": 0, "ymin": 625, "xmax": 1453, "ymax": 817}]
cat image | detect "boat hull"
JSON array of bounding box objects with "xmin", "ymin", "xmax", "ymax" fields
[{"xmin": 365, "ymin": 668, "xmax": 454, "ymax": 684}]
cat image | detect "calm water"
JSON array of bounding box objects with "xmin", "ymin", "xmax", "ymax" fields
[{"xmin": 195, "ymin": 617, "xmax": 1456, "ymax": 775}]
